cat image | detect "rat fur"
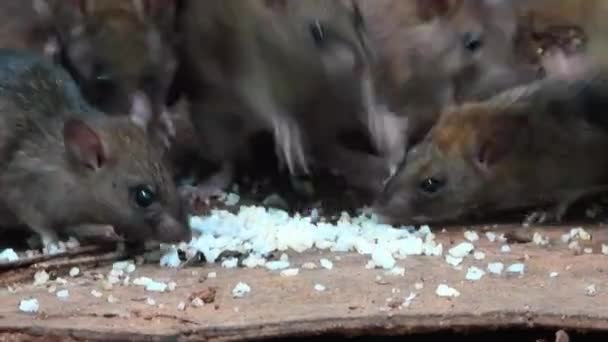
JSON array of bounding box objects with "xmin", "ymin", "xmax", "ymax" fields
[
  {"xmin": 0, "ymin": 48, "xmax": 190, "ymax": 250},
  {"xmin": 33, "ymin": 0, "xmax": 178, "ymax": 116},
  {"xmin": 175, "ymin": 0, "xmax": 388, "ymax": 196},
  {"xmin": 375, "ymin": 68, "xmax": 608, "ymax": 225}
]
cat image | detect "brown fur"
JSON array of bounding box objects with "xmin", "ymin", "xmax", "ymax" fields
[
  {"xmin": 34, "ymin": 0, "xmax": 177, "ymax": 115},
  {"xmin": 357, "ymin": 0, "xmax": 539, "ymax": 146},
  {"xmin": 176, "ymin": 0, "xmax": 385, "ymax": 192},
  {"xmin": 0, "ymin": 49, "xmax": 190, "ymax": 248},
  {"xmin": 375, "ymin": 70, "xmax": 608, "ymax": 225}
]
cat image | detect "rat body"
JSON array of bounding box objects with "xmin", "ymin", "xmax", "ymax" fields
[
  {"xmin": 375, "ymin": 69, "xmax": 608, "ymax": 225},
  {"xmin": 33, "ymin": 0, "xmax": 178, "ymax": 117},
  {"xmin": 175, "ymin": 0, "xmax": 391, "ymax": 196},
  {"xmin": 357, "ymin": 0, "xmax": 540, "ymax": 147},
  {"xmin": 0, "ymin": 49, "xmax": 190, "ymax": 250}
]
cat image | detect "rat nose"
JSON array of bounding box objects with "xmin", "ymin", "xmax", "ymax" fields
[{"xmin": 157, "ymin": 212, "xmax": 192, "ymax": 243}]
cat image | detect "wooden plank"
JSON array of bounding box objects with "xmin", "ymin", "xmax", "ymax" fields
[{"xmin": 0, "ymin": 225, "xmax": 607, "ymax": 341}]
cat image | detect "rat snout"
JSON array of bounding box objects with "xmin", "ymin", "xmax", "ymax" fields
[
  {"xmin": 154, "ymin": 212, "xmax": 192, "ymax": 243},
  {"xmin": 372, "ymin": 177, "xmax": 416, "ymax": 226}
]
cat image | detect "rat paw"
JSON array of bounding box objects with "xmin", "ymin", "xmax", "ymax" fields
[
  {"xmin": 179, "ymin": 163, "xmax": 235, "ymax": 207},
  {"xmin": 524, "ymin": 205, "xmax": 568, "ymax": 225},
  {"xmin": 41, "ymin": 238, "xmax": 65, "ymax": 256},
  {"xmin": 179, "ymin": 184, "xmax": 224, "ymax": 207},
  {"xmin": 366, "ymin": 105, "xmax": 408, "ymax": 165},
  {"xmin": 524, "ymin": 210, "xmax": 551, "ymax": 225},
  {"xmin": 272, "ymin": 117, "xmax": 310, "ymax": 176},
  {"xmin": 43, "ymin": 242, "xmax": 63, "ymax": 255},
  {"xmin": 33, "ymin": 230, "xmax": 63, "ymax": 255}
]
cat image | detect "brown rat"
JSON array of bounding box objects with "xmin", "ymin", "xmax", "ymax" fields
[
  {"xmin": 0, "ymin": 48, "xmax": 191, "ymax": 251},
  {"xmin": 374, "ymin": 68, "xmax": 608, "ymax": 226},
  {"xmin": 33, "ymin": 0, "xmax": 178, "ymax": 117},
  {"xmin": 175, "ymin": 0, "xmax": 390, "ymax": 196},
  {"xmin": 358, "ymin": 0, "xmax": 540, "ymax": 147}
]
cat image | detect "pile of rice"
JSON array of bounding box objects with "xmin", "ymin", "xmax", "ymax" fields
[{"xmin": 166, "ymin": 199, "xmax": 443, "ymax": 270}]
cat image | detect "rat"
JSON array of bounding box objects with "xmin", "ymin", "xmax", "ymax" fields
[
  {"xmin": 0, "ymin": 1, "xmax": 49, "ymax": 51},
  {"xmin": 358, "ymin": 0, "xmax": 540, "ymax": 147},
  {"xmin": 0, "ymin": 48, "xmax": 191, "ymax": 252},
  {"xmin": 374, "ymin": 66, "xmax": 608, "ymax": 226},
  {"xmin": 32, "ymin": 0, "xmax": 178, "ymax": 118},
  {"xmin": 174, "ymin": 0, "xmax": 391, "ymax": 198}
]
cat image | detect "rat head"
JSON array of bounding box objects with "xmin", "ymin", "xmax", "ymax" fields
[
  {"xmin": 411, "ymin": 0, "xmax": 518, "ymax": 77},
  {"xmin": 375, "ymin": 101, "xmax": 532, "ymax": 225},
  {"xmin": 265, "ymin": 0, "xmax": 373, "ymax": 87},
  {"xmin": 36, "ymin": 0, "xmax": 177, "ymax": 115},
  {"xmin": 62, "ymin": 92, "xmax": 190, "ymax": 243}
]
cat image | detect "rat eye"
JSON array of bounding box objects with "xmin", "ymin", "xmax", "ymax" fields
[
  {"xmin": 310, "ymin": 20, "xmax": 326, "ymax": 46},
  {"xmin": 418, "ymin": 177, "xmax": 445, "ymax": 195},
  {"xmin": 95, "ymin": 73, "xmax": 112, "ymax": 82},
  {"xmin": 132, "ymin": 185, "xmax": 156, "ymax": 208},
  {"xmin": 91, "ymin": 62, "xmax": 114, "ymax": 84},
  {"xmin": 463, "ymin": 32, "xmax": 483, "ymax": 52}
]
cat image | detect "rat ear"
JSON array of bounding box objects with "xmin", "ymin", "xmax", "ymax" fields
[
  {"xmin": 416, "ymin": 0, "xmax": 459, "ymax": 21},
  {"xmin": 63, "ymin": 119, "xmax": 107, "ymax": 170},
  {"xmin": 474, "ymin": 114, "xmax": 529, "ymax": 172}
]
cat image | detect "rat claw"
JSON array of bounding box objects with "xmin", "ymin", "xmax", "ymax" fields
[
  {"xmin": 179, "ymin": 163, "xmax": 234, "ymax": 208},
  {"xmin": 524, "ymin": 211, "xmax": 548, "ymax": 225},
  {"xmin": 34, "ymin": 230, "xmax": 63, "ymax": 255},
  {"xmin": 272, "ymin": 117, "xmax": 309, "ymax": 176},
  {"xmin": 524, "ymin": 204, "xmax": 568, "ymax": 226}
]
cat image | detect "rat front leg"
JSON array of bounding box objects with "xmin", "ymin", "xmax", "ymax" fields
[
  {"xmin": 64, "ymin": 224, "xmax": 124, "ymax": 244},
  {"xmin": 28, "ymin": 222, "xmax": 61, "ymax": 255},
  {"xmin": 524, "ymin": 187, "xmax": 608, "ymax": 225},
  {"xmin": 524, "ymin": 199, "xmax": 577, "ymax": 225},
  {"xmin": 179, "ymin": 161, "xmax": 235, "ymax": 207},
  {"xmin": 271, "ymin": 115, "xmax": 309, "ymax": 176},
  {"xmin": 19, "ymin": 211, "xmax": 61, "ymax": 253},
  {"xmin": 185, "ymin": 102, "xmax": 244, "ymax": 205},
  {"xmin": 362, "ymin": 78, "xmax": 408, "ymax": 172},
  {"xmin": 239, "ymin": 78, "xmax": 310, "ymax": 176},
  {"xmin": 39, "ymin": 230, "xmax": 61, "ymax": 254}
]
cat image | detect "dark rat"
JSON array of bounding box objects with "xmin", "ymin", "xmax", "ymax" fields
[
  {"xmin": 175, "ymin": 0, "xmax": 389, "ymax": 196},
  {"xmin": 0, "ymin": 1, "xmax": 48, "ymax": 51},
  {"xmin": 0, "ymin": 48, "xmax": 191, "ymax": 252},
  {"xmin": 33, "ymin": 0, "xmax": 178, "ymax": 117},
  {"xmin": 374, "ymin": 67, "xmax": 608, "ymax": 226}
]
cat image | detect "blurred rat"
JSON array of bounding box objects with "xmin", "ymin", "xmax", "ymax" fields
[
  {"xmin": 175, "ymin": 0, "xmax": 392, "ymax": 197},
  {"xmin": 0, "ymin": 48, "xmax": 191, "ymax": 252},
  {"xmin": 375, "ymin": 66, "xmax": 608, "ymax": 225},
  {"xmin": 358, "ymin": 0, "xmax": 540, "ymax": 147},
  {"xmin": 33, "ymin": 0, "xmax": 178, "ymax": 117},
  {"xmin": 0, "ymin": 2, "xmax": 49, "ymax": 51}
]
